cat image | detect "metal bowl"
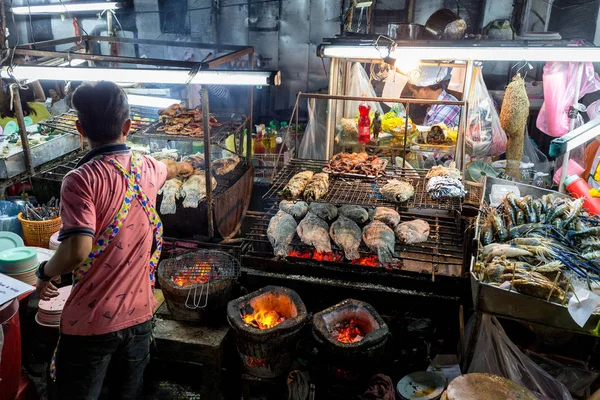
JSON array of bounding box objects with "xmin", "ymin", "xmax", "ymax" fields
[
  {"xmin": 425, "ymin": 8, "xmax": 467, "ymax": 40},
  {"xmin": 387, "ymin": 22, "xmax": 425, "ymax": 40}
]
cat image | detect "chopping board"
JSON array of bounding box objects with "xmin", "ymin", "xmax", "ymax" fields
[{"xmin": 446, "ymin": 373, "xmax": 536, "ymax": 400}]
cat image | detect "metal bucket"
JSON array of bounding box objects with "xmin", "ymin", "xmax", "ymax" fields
[{"xmin": 387, "ymin": 23, "xmax": 424, "ymax": 40}]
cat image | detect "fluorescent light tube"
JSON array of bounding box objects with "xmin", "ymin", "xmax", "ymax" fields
[
  {"xmin": 127, "ymin": 94, "xmax": 180, "ymax": 108},
  {"xmin": 11, "ymin": 2, "xmax": 120, "ymax": 15},
  {"xmin": 1, "ymin": 66, "xmax": 281, "ymax": 86},
  {"xmin": 58, "ymin": 59, "xmax": 87, "ymax": 67},
  {"xmin": 318, "ymin": 44, "xmax": 600, "ymax": 63}
]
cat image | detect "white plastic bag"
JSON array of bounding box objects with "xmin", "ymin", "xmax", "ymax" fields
[
  {"xmin": 466, "ymin": 67, "xmax": 507, "ymax": 157},
  {"xmin": 537, "ymin": 62, "xmax": 600, "ymax": 137},
  {"xmin": 468, "ymin": 315, "xmax": 572, "ymax": 400},
  {"xmin": 344, "ymin": 63, "xmax": 383, "ymax": 119},
  {"xmin": 298, "ymin": 98, "xmax": 328, "ymax": 160}
]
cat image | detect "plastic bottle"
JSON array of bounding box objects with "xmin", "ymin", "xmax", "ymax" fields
[
  {"xmin": 254, "ymin": 130, "xmax": 265, "ymax": 154},
  {"xmin": 357, "ymin": 99, "xmax": 371, "ymax": 144},
  {"xmin": 564, "ymin": 175, "xmax": 600, "ymax": 216},
  {"xmin": 276, "ymin": 122, "xmax": 287, "ymax": 153}
]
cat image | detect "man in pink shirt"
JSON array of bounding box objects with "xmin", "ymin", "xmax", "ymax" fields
[{"xmin": 36, "ymin": 81, "xmax": 176, "ymax": 399}]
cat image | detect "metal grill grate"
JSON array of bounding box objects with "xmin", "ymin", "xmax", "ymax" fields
[
  {"xmin": 39, "ymin": 111, "xmax": 78, "ymax": 135},
  {"xmin": 139, "ymin": 116, "xmax": 248, "ymax": 146},
  {"xmin": 263, "ymin": 159, "xmax": 462, "ymax": 212}
]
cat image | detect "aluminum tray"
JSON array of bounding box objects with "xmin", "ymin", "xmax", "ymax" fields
[
  {"xmin": 470, "ymin": 176, "xmax": 600, "ymax": 336},
  {"xmin": 0, "ymin": 134, "xmax": 81, "ymax": 179}
]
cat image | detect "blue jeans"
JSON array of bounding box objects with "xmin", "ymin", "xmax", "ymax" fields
[{"xmin": 56, "ymin": 320, "xmax": 152, "ymax": 400}]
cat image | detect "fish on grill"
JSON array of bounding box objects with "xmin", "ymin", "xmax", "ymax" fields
[
  {"xmin": 304, "ymin": 173, "xmax": 329, "ymax": 202},
  {"xmin": 395, "ymin": 219, "xmax": 430, "ymax": 244},
  {"xmin": 267, "ymin": 210, "xmax": 298, "ymax": 258},
  {"xmin": 281, "ymin": 171, "xmax": 314, "ymax": 200},
  {"xmin": 370, "ymin": 207, "xmax": 401, "ymax": 228},
  {"xmin": 212, "ymin": 156, "xmax": 240, "ymax": 176},
  {"xmin": 279, "ymin": 200, "xmax": 309, "ymax": 219},
  {"xmin": 363, "ymin": 221, "xmax": 396, "ymax": 267},
  {"xmin": 158, "ymin": 178, "xmax": 183, "ymax": 215},
  {"xmin": 297, "ymin": 212, "xmax": 332, "ymax": 254},
  {"xmin": 308, "ymin": 203, "xmax": 338, "ymax": 222},
  {"xmin": 380, "ymin": 179, "xmax": 415, "ymax": 203},
  {"xmin": 180, "ymin": 173, "xmax": 217, "ymax": 208},
  {"xmin": 338, "ymin": 205, "xmax": 369, "ymax": 224},
  {"xmin": 330, "ymin": 215, "xmax": 362, "ymax": 260}
]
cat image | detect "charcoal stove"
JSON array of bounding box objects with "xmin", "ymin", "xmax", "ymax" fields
[
  {"xmin": 227, "ymin": 286, "xmax": 308, "ymax": 378},
  {"xmin": 312, "ymin": 299, "xmax": 389, "ymax": 377}
]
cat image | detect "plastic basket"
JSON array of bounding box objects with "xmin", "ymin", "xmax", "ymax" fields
[{"xmin": 17, "ymin": 212, "xmax": 61, "ymax": 248}]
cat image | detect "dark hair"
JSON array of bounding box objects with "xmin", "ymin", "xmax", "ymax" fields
[
  {"xmin": 71, "ymin": 81, "xmax": 130, "ymax": 143},
  {"xmin": 0, "ymin": 82, "xmax": 37, "ymax": 119}
]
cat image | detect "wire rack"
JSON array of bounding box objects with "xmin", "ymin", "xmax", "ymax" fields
[
  {"xmin": 38, "ymin": 111, "xmax": 78, "ymax": 135},
  {"xmin": 263, "ymin": 159, "xmax": 463, "ymax": 212},
  {"xmin": 244, "ymin": 205, "xmax": 464, "ymax": 277}
]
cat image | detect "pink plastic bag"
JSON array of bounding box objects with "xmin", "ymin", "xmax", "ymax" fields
[
  {"xmin": 537, "ymin": 62, "xmax": 600, "ymax": 137},
  {"xmin": 467, "ymin": 67, "xmax": 507, "ymax": 157}
]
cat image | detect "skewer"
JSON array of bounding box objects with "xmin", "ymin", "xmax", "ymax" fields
[
  {"xmin": 546, "ymin": 270, "xmax": 561, "ymax": 302},
  {"xmin": 569, "ymin": 279, "xmax": 581, "ymax": 304}
]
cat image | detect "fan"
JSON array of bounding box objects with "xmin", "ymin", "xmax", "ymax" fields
[{"xmin": 466, "ymin": 161, "xmax": 498, "ymax": 183}]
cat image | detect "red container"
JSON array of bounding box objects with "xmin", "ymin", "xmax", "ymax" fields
[
  {"xmin": 0, "ymin": 299, "xmax": 21, "ymax": 400},
  {"xmin": 565, "ymin": 176, "xmax": 600, "ymax": 216},
  {"xmin": 357, "ymin": 100, "xmax": 371, "ymax": 144}
]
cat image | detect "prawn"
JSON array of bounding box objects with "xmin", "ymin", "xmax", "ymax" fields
[
  {"xmin": 483, "ymin": 243, "xmax": 534, "ymax": 262},
  {"xmin": 569, "ymin": 226, "xmax": 600, "ymax": 238},
  {"xmin": 562, "ymin": 198, "xmax": 585, "ymax": 230},
  {"xmin": 489, "ymin": 209, "xmax": 508, "ymax": 242}
]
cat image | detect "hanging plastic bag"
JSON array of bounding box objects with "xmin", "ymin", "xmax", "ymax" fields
[
  {"xmin": 466, "ymin": 67, "xmax": 508, "ymax": 157},
  {"xmin": 344, "ymin": 63, "xmax": 383, "ymax": 119},
  {"xmin": 468, "ymin": 315, "xmax": 572, "ymax": 400},
  {"xmin": 537, "ymin": 62, "xmax": 600, "ymax": 137},
  {"xmin": 298, "ymin": 98, "xmax": 328, "ymax": 160},
  {"xmin": 522, "ymin": 128, "xmax": 553, "ymax": 174}
]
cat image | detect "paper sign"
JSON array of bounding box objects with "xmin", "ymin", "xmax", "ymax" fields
[
  {"xmin": 568, "ymin": 288, "xmax": 600, "ymax": 328},
  {"xmin": 0, "ymin": 273, "xmax": 34, "ymax": 306}
]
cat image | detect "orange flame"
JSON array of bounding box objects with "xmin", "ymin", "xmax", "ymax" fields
[
  {"xmin": 351, "ymin": 255, "xmax": 379, "ymax": 267},
  {"xmin": 242, "ymin": 309, "xmax": 286, "ymax": 330},
  {"xmin": 334, "ymin": 319, "xmax": 365, "ymax": 343},
  {"xmin": 172, "ymin": 263, "xmax": 211, "ymax": 287}
]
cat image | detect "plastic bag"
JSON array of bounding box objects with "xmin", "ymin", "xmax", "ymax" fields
[
  {"xmin": 466, "ymin": 67, "xmax": 507, "ymax": 157},
  {"xmin": 298, "ymin": 98, "xmax": 328, "ymax": 160},
  {"xmin": 468, "ymin": 315, "xmax": 572, "ymax": 400},
  {"xmin": 344, "ymin": 63, "xmax": 383, "ymax": 119},
  {"xmin": 537, "ymin": 62, "xmax": 600, "ymax": 137},
  {"xmin": 522, "ymin": 129, "xmax": 553, "ymax": 173}
]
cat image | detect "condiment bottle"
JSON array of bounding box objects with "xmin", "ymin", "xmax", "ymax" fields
[
  {"xmin": 357, "ymin": 99, "xmax": 371, "ymax": 144},
  {"xmin": 565, "ymin": 175, "xmax": 600, "ymax": 216},
  {"xmin": 254, "ymin": 130, "xmax": 265, "ymax": 154}
]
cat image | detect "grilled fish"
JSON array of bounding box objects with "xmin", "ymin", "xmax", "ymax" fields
[
  {"xmin": 338, "ymin": 205, "xmax": 369, "ymax": 224},
  {"xmin": 158, "ymin": 179, "xmax": 183, "ymax": 215},
  {"xmin": 395, "ymin": 219, "xmax": 430, "ymax": 244},
  {"xmin": 180, "ymin": 173, "xmax": 217, "ymax": 208},
  {"xmin": 297, "ymin": 212, "xmax": 331, "ymax": 254},
  {"xmin": 308, "ymin": 203, "xmax": 338, "ymax": 222},
  {"xmin": 279, "ymin": 200, "xmax": 309, "ymax": 219},
  {"xmin": 267, "ymin": 210, "xmax": 298, "ymax": 258},
  {"xmin": 212, "ymin": 156, "xmax": 240, "ymax": 176},
  {"xmin": 370, "ymin": 207, "xmax": 401, "ymax": 228},
  {"xmin": 330, "ymin": 215, "xmax": 362, "ymax": 260},
  {"xmin": 304, "ymin": 173, "xmax": 329, "ymax": 202},
  {"xmin": 363, "ymin": 221, "xmax": 396, "ymax": 267},
  {"xmin": 380, "ymin": 179, "xmax": 415, "ymax": 203},
  {"xmin": 281, "ymin": 171, "xmax": 314, "ymax": 200}
]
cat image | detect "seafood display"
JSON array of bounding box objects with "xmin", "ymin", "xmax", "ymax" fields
[
  {"xmin": 297, "ymin": 212, "xmax": 332, "ymax": 254},
  {"xmin": 308, "ymin": 203, "xmax": 338, "ymax": 222},
  {"xmin": 158, "ymin": 179, "xmax": 183, "ymax": 215},
  {"xmin": 370, "ymin": 207, "xmax": 401, "ymax": 229},
  {"xmin": 330, "ymin": 216, "xmax": 362, "ymax": 261},
  {"xmin": 304, "ymin": 173, "xmax": 330, "ymax": 202},
  {"xmin": 426, "ymin": 163, "xmax": 462, "ymax": 180},
  {"xmin": 268, "ymin": 211, "xmax": 298, "ymax": 258},
  {"xmin": 395, "ymin": 220, "xmax": 430, "ymax": 245},
  {"xmin": 281, "ymin": 171, "xmax": 314, "ymax": 200},
  {"xmin": 324, "ymin": 152, "xmax": 387, "ymax": 177},
  {"xmin": 380, "ymin": 179, "xmax": 415, "ymax": 203},
  {"xmin": 279, "ymin": 200, "xmax": 309, "ymax": 219},
  {"xmin": 181, "ymin": 154, "xmax": 205, "ymax": 170},
  {"xmin": 339, "ymin": 205, "xmax": 369, "ymax": 224},
  {"xmin": 212, "ymin": 156, "xmax": 240, "ymax": 176},
  {"xmin": 477, "ymin": 191, "xmax": 600, "ymax": 305},
  {"xmin": 363, "ymin": 221, "xmax": 396, "ymax": 267}
]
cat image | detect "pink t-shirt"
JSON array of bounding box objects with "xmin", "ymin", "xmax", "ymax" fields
[{"xmin": 59, "ymin": 149, "xmax": 167, "ymax": 336}]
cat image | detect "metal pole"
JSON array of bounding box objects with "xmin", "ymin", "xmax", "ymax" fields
[
  {"xmin": 326, "ymin": 58, "xmax": 340, "ymax": 159},
  {"xmin": 11, "ymin": 85, "xmax": 34, "ymax": 175},
  {"xmin": 202, "ymin": 86, "xmax": 214, "ymax": 238},
  {"xmin": 457, "ymin": 60, "xmax": 474, "ymax": 172},
  {"xmin": 406, "ymin": 0, "xmax": 415, "ymax": 23},
  {"xmin": 246, "ymin": 52, "xmax": 254, "ymax": 163},
  {"xmin": 0, "ymin": 0, "xmax": 7, "ymax": 50},
  {"xmin": 559, "ymin": 62, "xmax": 585, "ymax": 192},
  {"xmin": 106, "ymin": 10, "xmax": 115, "ymax": 67}
]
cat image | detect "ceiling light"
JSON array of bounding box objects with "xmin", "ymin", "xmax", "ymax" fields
[
  {"xmin": 58, "ymin": 59, "xmax": 87, "ymax": 67},
  {"xmin": 127, "ymin": 94, "xmax": 180, "ymax": 108},
  {"xmin": 11, "ymin": 2, "xmax": 120, "ymax": 15}
]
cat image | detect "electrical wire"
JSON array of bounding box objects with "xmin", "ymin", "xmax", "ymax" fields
[{"xmin": 57, "ymin": 0, "xmax": 90, "ymax": 36}]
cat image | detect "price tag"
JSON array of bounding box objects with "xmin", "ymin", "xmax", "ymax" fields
[{"xmin": 0, "ymin": 273, "xmax": 34, "ymax": 306}]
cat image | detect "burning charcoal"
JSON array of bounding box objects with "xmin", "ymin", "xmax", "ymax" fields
[
  {"xmin": 242, "ymin": 303, "xmax": 255, "ymax": 316},
  {"xmin": 333, "ymin": 319, "xmax": 365, "ymax": 343}
]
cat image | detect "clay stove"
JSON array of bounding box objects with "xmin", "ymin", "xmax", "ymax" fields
[
  {"xmin": 227, "ymin": 286, "xmax": 307, "ymax": 378},
  {"xmin": 312, "ymin": 299, "xmax": 389, "ymax": 376}
]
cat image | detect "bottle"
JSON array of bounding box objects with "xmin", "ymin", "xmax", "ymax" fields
[
  {"xmin": 564, "ymin": 175, "xmax": 600, "ymax": 216},
  {"xmin": 276, "ymin": 122, "xmax": 287, "ymax": 153},
  {"xmin": 357, "ymin": 99, "xmax": 371, "ymax": 144},
  {"xmin": 263, "ymin": 127, "xmax": 273, "ymax": 153},
  {"xmin": 254, "ymin": 130, "xmax": 265, "ymax": 154}
]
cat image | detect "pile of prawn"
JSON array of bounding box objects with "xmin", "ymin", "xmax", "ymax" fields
[{"xmin": 477, "ymin": 192, "xmax": 600, "ymax": 303}]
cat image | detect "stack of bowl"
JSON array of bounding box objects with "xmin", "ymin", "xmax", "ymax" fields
[
  {"xmin": 49, "ymin": 232, "xmax": 61, "ymax": 251},
  {"xmin": 36, "ymin": 286, "xmax": 72, "ymax": 328},
  {"xmin": 0, "ymin": 247, "xmax": 39, "ymax": 285}
]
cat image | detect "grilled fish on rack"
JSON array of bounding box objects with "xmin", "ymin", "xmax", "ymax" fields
[
  {"xmin": 268, "ymin": 210, "xmax": 298, "ymax": 258},
  {"xmin": 212, "ymin": 156, "xmax": 240, "ymax": 176},
  {"xmin": 363, "ymin": 221, "xmax": 396, "ymax": 267},
  {"xmin": 279, "ymin": 200, "xmax": 309, "ymax": 219},
  {"xmin": 330, "ymin": 215, "xmax": 362, "ymax": 260},
  {"xmin": 308, "ymin": 203, "xmax": 338, "ymax": 222},
  {"xmin": 297, "ymin": 212, "xmax": 332, "ymax": 254},
  {"xmin": 158, "ymin": 179, "xmax": 183, "ymax": 215},
  {"xmin": 380, "ymin": 179, "xmax": 415, "ymax": 203},
  {"xmin": 281, "ymin": 171, "xmax": 314, "ymax": 200},
  {"xmin": 370, "ymin": 207, "xmax": 401, "ymax": 228},
  {"xmin": 304, "ymin": 173, "xmax": 329, "ymax": 202},
  {"xmin": 395, "ymin": 219, "xmax": 430, "ymax": 244},
  {"xmin": 338, "ymin": 205, "xmax": 369, "ymax": 224},
  {"xmin": 180, "ymin": 173, "xmax": 217, "ymax": 208}
]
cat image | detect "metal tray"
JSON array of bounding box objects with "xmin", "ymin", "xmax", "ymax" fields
[
  {"xmin": 470, "ymin": 176, "xmax": 600, "ymax": 336},
  {"xmin": 0, "ymin": 134, "xmax": 81, "ymax": 179}
]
